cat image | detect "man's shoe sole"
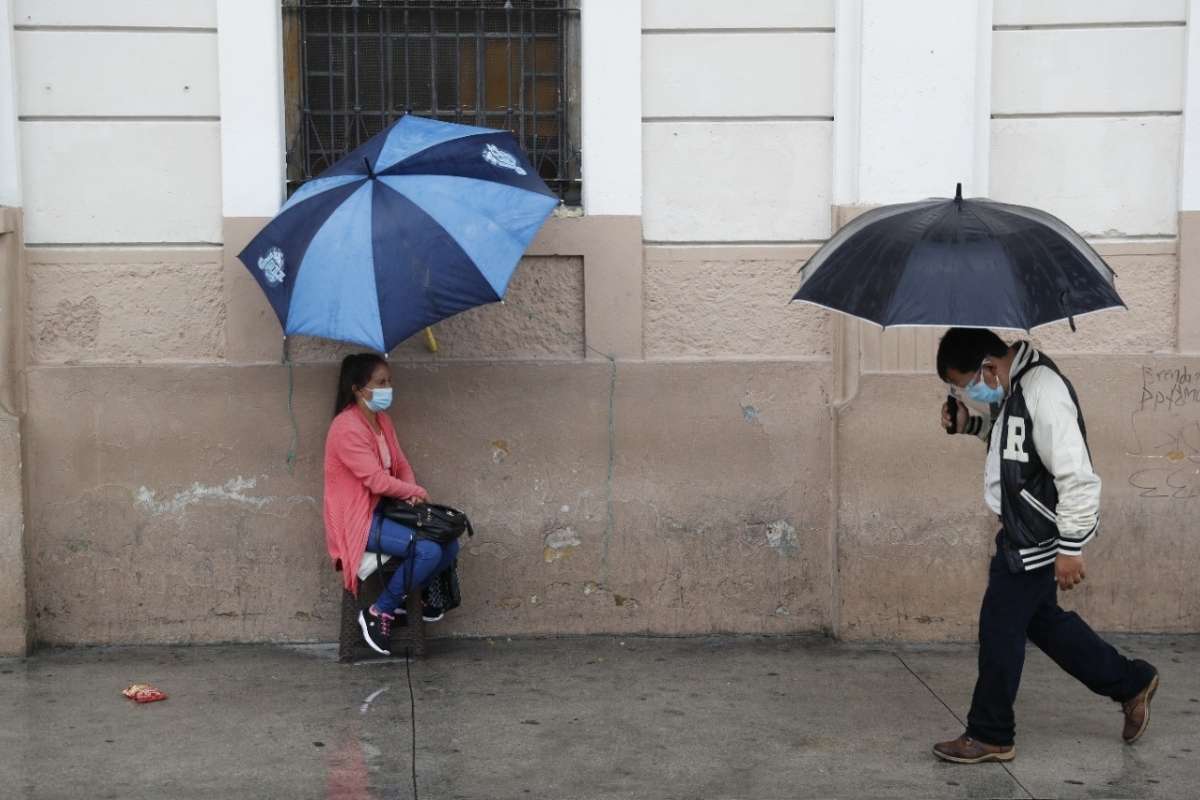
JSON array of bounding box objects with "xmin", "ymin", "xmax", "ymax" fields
[
  {"xmin": 357, "ymin": 611, "xmax": 391, "ymax": 656},
  {"xmin": 932, "ymin": 746, "xmax": 1016, "ymax": 764},
  {"xmin": 1125, "ymin": 673, "xmax": 1159, "ymax": 745}
]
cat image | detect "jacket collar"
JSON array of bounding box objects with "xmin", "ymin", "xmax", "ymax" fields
[{"xmin": 1009, "ymin": 340, "xmax": 1040, "ymax": 386}]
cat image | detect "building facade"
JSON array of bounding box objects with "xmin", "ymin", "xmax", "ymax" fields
[{"xmin": 1, "ymin": 0, "xmax": 1198, "ymax": 654}]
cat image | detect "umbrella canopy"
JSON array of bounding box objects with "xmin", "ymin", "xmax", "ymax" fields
[
  {"xmin": 791, "ymin": 185, "xmax": 1125, "ymax": 331},
  {"xmin": 239, "ymin": 115, "xmax": 559, "ymax": 352}
]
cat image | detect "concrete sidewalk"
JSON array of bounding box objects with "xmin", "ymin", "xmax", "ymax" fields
[{"xmin": 0, "ymin": 634, "xmax": 1196, "ymax": 799}]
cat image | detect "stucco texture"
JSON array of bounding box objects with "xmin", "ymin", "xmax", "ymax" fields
[
  {"xmin": 0, "ymin": 415, "xmax": 27, "ymax": 654},
  {"xmin": 644, "ymin": 255, "xmax": 831, "ymax": 358},
  {"xmin": 27, "ymin": 248, "xmax": 225, "ymax": 364},
  {"xmin": 837, "ymin": 356, "xmax": 1200, "ymax": 641},
  {"xmin": 24, "ymin": 360, "xmax": 833, "ymax": 645},
  {"xmin": 1031, "ymin": 253, "xmax": 1178, "ymax": 354}
]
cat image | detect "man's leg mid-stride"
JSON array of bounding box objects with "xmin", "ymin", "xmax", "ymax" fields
[
  {"xmin": 934, "ymin": 549, "xmax": 1042, "ymax": 762},
  {"xmin": 1028, "ymin": 592, "xmax": 1159, "ymax": 743},
  {"xmin": 935, "ymin": 541, "xmax": 1160, "ymax": 763}
]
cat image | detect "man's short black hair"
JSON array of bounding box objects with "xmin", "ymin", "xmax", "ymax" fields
[{"xmin": 936, "ymin": 328, "xmax": 1010, "ymax": 381}]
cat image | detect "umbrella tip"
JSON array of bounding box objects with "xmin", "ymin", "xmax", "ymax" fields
[{"xmin": 954, "ymin": 182, "xmax": 962, "ymax": 205}]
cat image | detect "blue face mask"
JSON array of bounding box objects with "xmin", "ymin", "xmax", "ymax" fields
[
  {"xmin": 964, "ymin": 367, "xmax": 1004, "ymax": 407},
  {"xmin": 365, "ymin": 387, "xmax": 393, "ymax": 412}
]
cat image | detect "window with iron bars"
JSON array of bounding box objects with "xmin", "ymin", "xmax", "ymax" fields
[{"xmin": 282, "ymin": 0, "xmax": 581, "ymax": 205}]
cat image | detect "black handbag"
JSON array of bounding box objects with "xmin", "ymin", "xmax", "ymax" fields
[
  {"xmin": 424, "ymin": 560, "xmax": 463, "ymax": 612},
  {"xmin": 378, "ymin": 499, "xmax": 474, "ymax": 545}
]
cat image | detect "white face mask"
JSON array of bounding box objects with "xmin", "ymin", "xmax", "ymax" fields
[
  {"xmin": 950, "ymin": 385, "xmax": 993, "ymax": 416},
  {"xmin": 365, "ymin": 387, "xmax": 393, "ymax": 412}
]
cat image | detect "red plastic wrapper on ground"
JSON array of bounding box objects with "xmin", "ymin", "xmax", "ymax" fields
[{"xmin": 121, "ymin": 683, "xmax": 168, "ymax": 703}]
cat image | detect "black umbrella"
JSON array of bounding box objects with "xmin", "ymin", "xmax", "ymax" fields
[{"xmin": 791, "ymin": 184, "xmax": 1125, "ymax": 332}]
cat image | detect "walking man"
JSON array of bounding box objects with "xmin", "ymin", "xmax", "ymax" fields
[{"xmin": 932, "ymin": 328, "xmax": 1159, "ymax": 763}]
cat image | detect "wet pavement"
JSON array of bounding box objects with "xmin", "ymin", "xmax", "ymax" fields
[{"xmin": 1, "ymin": 634, "xmax": 1197, "ymax": 799}]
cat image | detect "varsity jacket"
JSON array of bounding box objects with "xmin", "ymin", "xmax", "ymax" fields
[{"xmin": 962, "ymin": 342, "xmax": 1101, "ymax": 572}]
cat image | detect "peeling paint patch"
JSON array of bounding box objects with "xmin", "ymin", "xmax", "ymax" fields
[
  {"xmin": 134, "ymin": 476, "xmax": 270, "ymax": 515},
  {"xmin": 614, "ymin": 594, "xmax": 640, "ymax": 610},
  {"xmin": 543, "ymin": 527, "xmax": 581, "ymax": 562},
  {"xmin": 766, "ymin": 520, "xmax": 799, "ymax": 556}
]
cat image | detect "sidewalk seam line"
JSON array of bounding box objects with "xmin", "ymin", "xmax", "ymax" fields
[{"xmin": 892, "ymin": 652, "xmax": 1034, "ymax": 800}]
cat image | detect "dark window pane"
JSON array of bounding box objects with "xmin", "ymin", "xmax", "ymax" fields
[{"xmin": 285, "ymin": 0, "xmax": 580, "ymax": 204}]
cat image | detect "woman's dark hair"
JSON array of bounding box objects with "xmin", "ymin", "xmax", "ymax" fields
[
  {"xmin": 334, "ymin": 353, "xmax": 388, "ymax": 418},
  {"xmin": 936, "ymin": 328, "xmax": 1010, "ymax": 381}
]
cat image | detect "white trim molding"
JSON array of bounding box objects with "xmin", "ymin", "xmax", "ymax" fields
[
  {"xmin": 216, "ymin": 0, "xmax": 285, "ymax": 218},
  {"xmin": 0, "ymin": 0, "xmax": 23, "ymax": 207},
  {"xmin": 832, "ymin": 0, "xmax": 862, "ymax": 205},
  {"xmin": 1181, "ymin": 0, "xmax": 1200, "ymax": 210},
  {"xmin": 582, "ymin": 0, "xmax": 641, "ymax": 215}
]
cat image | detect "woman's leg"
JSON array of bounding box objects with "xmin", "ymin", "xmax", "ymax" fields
[
  {"xmin": 432, "ymin": 538, "xmax": 460, "ymax": 577},
  {"xmin": 371, "ymin": 519, "xmax": 446, "ymax": 614}
]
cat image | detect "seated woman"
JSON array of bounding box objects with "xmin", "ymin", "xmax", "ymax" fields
[{"xmin": 323, "ymin": 353, "xmax": 460, "ymax": 655}]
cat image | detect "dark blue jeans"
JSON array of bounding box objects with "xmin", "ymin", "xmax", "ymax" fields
[
  {"xmin": 966, "ymin": 534, "xmax": 1154, "ymax": 746},
  {"xmin": 367, "ymin": 513, "xmax": 460, "ymax": 614}
]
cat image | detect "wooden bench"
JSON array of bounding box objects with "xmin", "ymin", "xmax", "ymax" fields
[{"xmin": 338, "ymin": 561, "xmax": 427, "ymax": 662}]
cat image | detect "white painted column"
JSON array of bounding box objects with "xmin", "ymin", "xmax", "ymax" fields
[
  {"xmin": 831, "ymin": 0, "xmax": 862, "ymax": 207},
  {"xmin": 581, "ymin": 0, "xmax": 641, "ymax": 216},
  {"xmin": 830, "ymin": 1, "xmax": 995, "ymax": 375},
  {"xmin": 0, "ymin": 0, "xmax": 21, "ymax": 208},
  {"xmin": 855, "ymin": 0, "xmax": 992, "ymax": 203},
  {"xmin": 216, "ymin": 0, "xmax": 285, "ymax": 218},
  {"xmin": 1181, "ymin": 0, "xmax": 1200, "ymax": 213},
  {"xmin": 1178, "ymin": 0, "xmax": 1200, "ymax": 352}
]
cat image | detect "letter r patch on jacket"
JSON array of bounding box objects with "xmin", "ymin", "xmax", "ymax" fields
[{"xmin": 1003, "ymin": 417, "xmax": 1030, "ymax": 463}]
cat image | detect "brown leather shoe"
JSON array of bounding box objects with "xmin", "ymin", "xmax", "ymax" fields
[
  {"xmin": 933, "ymin": 734, "xmax": 1015, "ymax": 764},
  {"xmin": 1122, "ymin": 670, "xmax": 1160, "ymax": 744}
]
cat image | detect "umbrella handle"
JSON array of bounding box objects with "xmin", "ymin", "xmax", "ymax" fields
[
  {"xmin": 423, "ymin": 327, "xmax": 439, "ymax": 353},
  {"xmin": 945, "ymin": 395, "xmax": 959, "ymax": 435}
]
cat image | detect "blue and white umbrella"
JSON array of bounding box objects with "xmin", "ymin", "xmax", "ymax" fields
[{"xmin": 238, "ymin": 115, "xmax": 559, "ymax": 352}]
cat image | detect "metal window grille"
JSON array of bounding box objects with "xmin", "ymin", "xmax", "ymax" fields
[{"xmin": 282, "ymin": 0, "xmax": 581, "ymax": 205}]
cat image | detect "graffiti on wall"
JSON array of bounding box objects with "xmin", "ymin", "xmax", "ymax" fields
[{"xmin": 1127, "ymin": 366, "xmax": 1200, "ymax": 500}]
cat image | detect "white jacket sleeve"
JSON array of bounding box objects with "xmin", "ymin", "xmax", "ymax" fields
[
  {"xmin": 1025, "ymin": 369, "xmax": 1101, "ymax": 555},
  {"xmin": 963, "ymin": 409, "xmax": 994, "ymax": 442}
]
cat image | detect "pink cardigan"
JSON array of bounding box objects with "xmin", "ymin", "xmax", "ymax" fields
[{"xmin": 323, "ymin": 405, "xmax": 427, "ymax": 593}]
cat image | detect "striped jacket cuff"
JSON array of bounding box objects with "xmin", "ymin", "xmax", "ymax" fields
[{"xmin": 1056, "ymin": 520, "xmax": 1099, "ymax": 556}]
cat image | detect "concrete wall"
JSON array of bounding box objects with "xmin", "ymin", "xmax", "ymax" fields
[
  {"xmin": 4, "ymin": 0, "xmax": 1200, "ymax": 650},
  {"xmin": 0, "ymin": 207, "xmax": 27, "ymax": 655},
  {"xmin": 24, "ymin": 360, "xmax": 833, "ymax": 643}
]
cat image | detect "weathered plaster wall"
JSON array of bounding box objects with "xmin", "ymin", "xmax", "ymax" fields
[
  {"xmin": 0, "ymin": 208, "xmax": 26, "ymax": 656},
  {"xmin": 837, "ymin": 357, "xmax": 1200, "ymax": 641},
  {"xmin": 10, "ymin": 0, "xmax": 1200, "ymax": 649},
  {"xmin": 644, "ymin": 248, "xmax": 831, "ymax": 359},
  {"xmin": 26, "ymin": 247, "xmax": 226, "ymax": 364},
  {"xmin": 25, "ymin": 360, "xmax": 832, "ymax": 645}
]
